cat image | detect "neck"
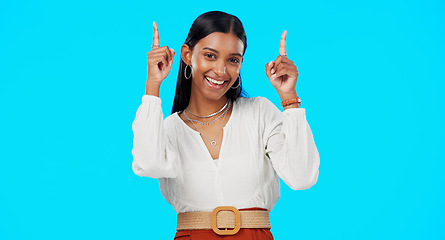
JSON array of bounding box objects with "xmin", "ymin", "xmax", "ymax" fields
[{"xmin": 187, "ymin": 95, "xmax": 229, "ymax": 117}]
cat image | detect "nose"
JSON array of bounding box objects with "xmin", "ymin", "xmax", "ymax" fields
[{"xmin": 214, "ymin": 60, "xmax": 226, "ymax": 77}]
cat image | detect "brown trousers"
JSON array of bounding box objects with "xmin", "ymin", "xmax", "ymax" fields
[{"xmin": 174, "ymin": 208, "xmax": 274, "ymax": 240}]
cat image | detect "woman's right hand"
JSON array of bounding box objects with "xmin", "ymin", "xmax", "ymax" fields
[{"xmin": 146, "ymin": 21, "xmax": 175, "ymax": 96}]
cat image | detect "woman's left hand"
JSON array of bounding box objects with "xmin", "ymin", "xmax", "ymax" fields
[{"xmin": 265, "ymin": 30, "xmax": 299, "ymax": 100}]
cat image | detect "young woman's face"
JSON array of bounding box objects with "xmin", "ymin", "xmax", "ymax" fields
[{"xmin": 189, "ymin": 32, "xmax": 244, "ymax": 101}]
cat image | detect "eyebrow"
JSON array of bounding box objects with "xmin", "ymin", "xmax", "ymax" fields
[{"xmin": 202, "ymin": 47, "xmax": 243, "ymax": 57}]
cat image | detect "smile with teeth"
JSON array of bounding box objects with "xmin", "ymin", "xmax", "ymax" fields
[{"xmin": 205, "ymin": 76, "xmax": 226, "ymax": 85}]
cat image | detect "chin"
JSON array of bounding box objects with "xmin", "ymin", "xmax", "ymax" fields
[{"xmin": 202, "ymin": 89, "xmax": 228, "ymax": 102}]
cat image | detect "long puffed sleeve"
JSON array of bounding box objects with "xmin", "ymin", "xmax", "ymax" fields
[
  {"xmin": 132, "ymin": 95, "xmax": 179, "ymax": 178},
  {"xmin": 261, "ymin": 98, "xmax": 320, "ymax": 190}
]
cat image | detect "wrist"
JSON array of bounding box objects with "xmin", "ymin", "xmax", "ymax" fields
[
  {"xmin": 281, "ymin": 96, "xmax": 301, "ymax": 110},
  {"xmin": 283, "ymin": 102, "xmax": 301, "ymax": 110},
  {"xmin": 145, "ymin": 81, "xmax": 161, "ymax": 97},
  {"xmin": 277, "ymin": 90, "xmax": 298, "ymax": 102}
]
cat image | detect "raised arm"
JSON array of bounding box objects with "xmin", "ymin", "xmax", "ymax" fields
[
  {"xmin": 265, "ymin": 30, "xmax": 300, "ymax": 110},
  {"xmin": 132, "ymin": 22, "xmax": 179, "ymax": 178},
  {"xmin": 263, "ymin": 31, "xmax": 320, "ymax": 190}
]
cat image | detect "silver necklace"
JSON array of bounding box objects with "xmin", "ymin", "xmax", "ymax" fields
[
  {"xmin": 186, "ymin": 100, "xmax": 229, "ymax": 118},
  {"xmin": 187, "ymin": 101, "xmax": 231, "ymax": 126},
  {"xmin": 184, "ymin": 106, "xmax": 228, "ymax": 147}
]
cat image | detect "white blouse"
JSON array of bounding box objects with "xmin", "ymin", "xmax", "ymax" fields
[{"xmin": 132, "ymin": 95, "xmax": 320, "ymax": 213}]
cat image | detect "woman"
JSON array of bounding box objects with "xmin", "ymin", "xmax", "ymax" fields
[{"xmin": 132, "ymin": 11, "xmax": 320, "ymax": 239}]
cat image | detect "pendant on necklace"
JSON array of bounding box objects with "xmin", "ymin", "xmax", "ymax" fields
[{"xmin": 210, "ymin": 141, "xmax": 217, "ymax": 146}]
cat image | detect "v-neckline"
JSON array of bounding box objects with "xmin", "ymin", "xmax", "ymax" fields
[{"xmin": 174, "ymin": 100, "xmax": 236, "ymax": 162}]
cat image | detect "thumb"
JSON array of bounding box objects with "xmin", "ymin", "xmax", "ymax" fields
[{"xmin": 165, "ymin": 48, "xmax": 175, "ymax": 72}]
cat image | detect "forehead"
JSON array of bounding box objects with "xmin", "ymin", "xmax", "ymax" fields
[{"xmin": 195, "ymin": 32, "xmax": 244, "ymax": 55}]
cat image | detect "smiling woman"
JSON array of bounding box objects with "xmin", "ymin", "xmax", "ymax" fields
[
  {"xmin": 172, "ymin": 11, "xmax": 248, "ymax": 114},
  {"xmin": 182, "ymin": 32, "xmax": 244, "ymax": 104},
  {"xmin": 132, "ymin": 11, "xmax": 320, "ymax": 240}
]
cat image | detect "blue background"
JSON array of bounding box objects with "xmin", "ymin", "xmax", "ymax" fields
[{"xmin": 1, "ymin": 0, "xmax": 444, "ymax": 239}]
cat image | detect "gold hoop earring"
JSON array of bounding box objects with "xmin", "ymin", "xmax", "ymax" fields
[{"xmin": 231, "ymin": 76, "xmax": 240, "ymax": 89}]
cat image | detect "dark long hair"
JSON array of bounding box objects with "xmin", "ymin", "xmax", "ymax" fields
[{"xmin": 171, "ymin": 11, "xmax": 248, "ymax": 114}]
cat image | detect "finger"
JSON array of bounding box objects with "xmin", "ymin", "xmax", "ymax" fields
[
  {"xmin": 150, "ymin": 46, "xmax": 172, "ymax": 62},
  {"xmin": 152, "ymin": 21, "xmax": 160, "ymax": 49},
  {"xmin": 274, "ymin": 65, "xmax": 298, "ymax": 79},
  {"xmin": 148, "ymin": 54, "xmax": 168, "ymax": 68},
  {"xmin": 159, "ymin": 57, "xmax": 168, "ymax": 70},
  {"xmin": 148, "ymin": 49, "xmax": 169, "ymax": 65},
  {"xmin": 166, "ymin": 49, "xmax": 176, "ymax": 71},
  {"xmin": 274, "ymin": 62, "xmax": 288, "ymax": 74},
  {"xmin": 265, "ymin": 61, "xmax": 274, "ymax": 78},
  {"xmin": 279, "ymin": 57, "xmax": 294, "ymax": 65},
  {"xmin": 149, "ymin": 45, "xmax": 170, "ymax": 56},
  {"xmin": 161, "ymin": 46, "xmax": 172, "ymax": 63},
  {"xmin": 164, "ymin": 46, "xmax": 172, "ymax": 62},
  {"xmin": 271, "ymin": 55, "xmax": 284, "ymax": 74},
  {"xmin": 279, "ymin": 30, "xmax": 287, "ymax": 56},
  {"xmin": 270, "ymin": 63, "xmax": 287, "ymax": 80},
  {"xmin": 169, "ymin": 48, "xmax": 175, "ymax": 65}
]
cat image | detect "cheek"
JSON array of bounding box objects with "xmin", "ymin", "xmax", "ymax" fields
[
  {"xmin": 191, "ymin": 56, "xmax": 213, "ymax": 73},
  {"xmin": 231, "ymin": 64, "xmax": 241, "ymax": 75},
  {"xmin": 190, "ymin": 56, "xmax": 198, "ymax": 72}
]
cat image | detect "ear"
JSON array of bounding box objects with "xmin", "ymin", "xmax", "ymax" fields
[{"xmin": 181, "ymin": 44, "xmax": 192, "ymax": 65}]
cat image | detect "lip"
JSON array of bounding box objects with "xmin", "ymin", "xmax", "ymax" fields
[{"xmin": 204, "ymin": 76, "xmax": 229, "ymax": 89}]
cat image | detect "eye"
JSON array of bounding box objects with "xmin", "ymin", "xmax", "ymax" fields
[
  {"xmin": 204, "ymin": 53, "xmax": 216, "ymax": 59},
  {"xmin": 229, "ymin": 58, "xmax": 240, "ymax": 64}
]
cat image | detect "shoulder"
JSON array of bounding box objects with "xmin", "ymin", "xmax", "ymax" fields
[
  {"xmin": 234, "ymin": 96, "xmax": 274, "ymax": 107},
  {"xmin": 164, "ymin": 112, "xmax": 179, "ymax": 126},
  {"xmin": 162, "ymin": 112, "xmax": 180, "ymax": 137},
  {"xmin": 235, "ymin": 96, "xmax": 279, "ymax": 112},
  {"xmin": 165, "ymin": 112, "xmax": 177, "ymax": 121}
]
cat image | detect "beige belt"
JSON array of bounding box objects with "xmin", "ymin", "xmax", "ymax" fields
[{"xmin": 177, "ymin": 206, "xmax": 271, "ymax": 235}]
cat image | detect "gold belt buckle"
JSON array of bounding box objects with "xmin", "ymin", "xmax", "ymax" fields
[{"xmin": 211, "ymin": 206, "xmax": 241, "ymax": 235}]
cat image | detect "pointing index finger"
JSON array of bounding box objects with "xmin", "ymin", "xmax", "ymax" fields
[
  {"xmin": 279, "ymin": 30, "xmax": 287, "ymax": 56},
  {"xmin": 152, "ymin": 21, "xmax": 160, "ymax": 48}
]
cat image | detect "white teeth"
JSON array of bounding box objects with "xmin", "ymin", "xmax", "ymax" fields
[{"xmin": 206, "ymin": 77, "xmax": 225, "ymax": 85}]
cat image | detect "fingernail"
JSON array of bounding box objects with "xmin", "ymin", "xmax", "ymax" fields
[
  {"xmin": 268, "ymin": 61, "xmax": 273, "ymax": 67},
  {"xmin": 271, "ymin": 74, "xmax": 276, "ymax": 79},
  {"xmin": 271, "ymin": 68, "xmax": 276, "ymax": 74}
]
